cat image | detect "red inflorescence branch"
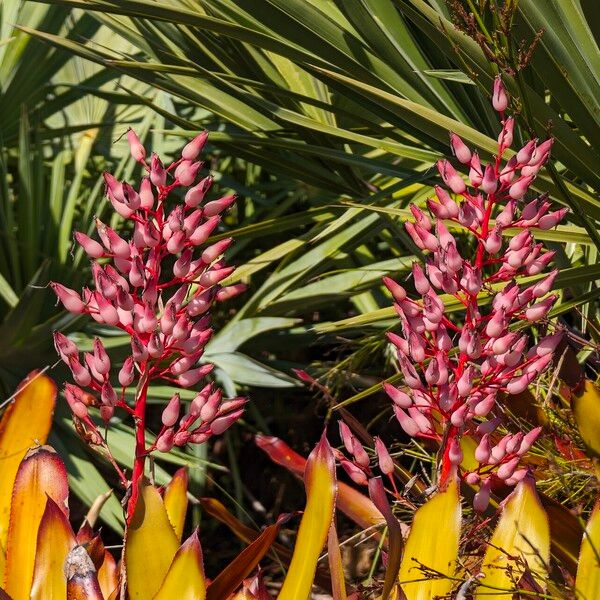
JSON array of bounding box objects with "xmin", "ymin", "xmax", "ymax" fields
[
  {"xmin": 52, "ymin": 131, "xmax": 247, "ymax": 521},
  {"xmin": 336, "ymin": 77, "xmax": 566, "ymax": 511}
]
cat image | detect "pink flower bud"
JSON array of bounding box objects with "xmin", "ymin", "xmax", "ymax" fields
[
  {"xmin": 469, "ymin": 153, "xmax": 483, "ymax": 187},
  {"xmin": 150, "ymin": 154, "xmax": 166, "ymax": 187},
  {"xmin": 122, "ymin": 183, "xmax": 141, "ymax": 210},
  {"xmin": 509, "ymin": 229, "xmax": 532, "ymax": 252},
  {"xmin": 218, "ymin": 397, "xmax": 247, "ymax": 416},
  {"xmin": 382, "ymin": 276, "xmax": 406, "ymax": 302},
  {"xmin": 509, "ymin": 175, "xmax": 534, "ymax": 200},
  {"xmin": 156, "ymin": 428, "xmax": 175, "ymax": 453},
  {"xmin": 74, "ymin": 232, "xmax": 104, "ymax": 258},
  {"xmin": 499, "ymin": 156, "xmax": 517, "ymax": 186},
  {"xmin": 537, "ymin": 208, "xmax": 568, "ymax": 230},
  {"xmin": 450, "ymin": 403, "xmax": 469, "ymax": 427},
  {"xmin": 393, "ymin": 405, "xmax": 421, "ymax": 437},
  {"xmin": 340, "ymin": 459, "xmax": 368, "ymax": 486},
  {"xmin": 485, "ymin": 309, "xmax": 506, "ymax": 338},
  {"xmin": 506, "ymin": 372, "xmax": 535, "ymax": 394},
  {"xmin": 374, "ymin": 437, "xmax": 394, "ymax": 475},
  {"xmin": 412, "ymin": 263, "xmax": 430, "ymax": 295},
  {"xmin": 533, "ymin": 332, "xmax": 562, "ymax": 357},
  {"xmin": 383, "ymin": 383, "xmax": 412, "ymax": 409},
  {"xmin": 351, "ymin": 438, "xmax": 370, "ymax": 469},
  {"xmin": 162, "ymin": 394, "xmax": 181, "ymax": 427},
  {"xmin": 174, "ymin": 431, "xmax": 191, "ymax": 446},
  {"xmin": 177, "ymin": 363, "xmax": 214, "ymax": 387},
  {"xmin": 93, "ymin": 338, "xmax": 111, "ymax": 375},
  {"xmin": 131, "ymin": 334, "xmax": 148, "ymax": 363},
  {"xmin": 215, "ymin": 284, "xmax": 246, "ymax": 302},
  {"xmin": 525, "ymin": 250, "xmax": 556, "ymax": 276},
  {"xmin": 185, "ymin": 177, "xmax": 213, "ymax": 209},
  {"xmin": 118, "ymin": 356, "xmax": 135, "ymax": 387},
  {"xmin": 182, "ymin": 132, "xmax": 208, "ymax": 161},
  {"xmin": 498, "ymin": 117, "xmax": 514, "ymax": 149},
  {"xmin": 448, "ymin": 437, "xmax": 463, "ymax": 465},
  {"xmin": 101, "ymin": 382, "xmax": 117, "ymax": 407},
  {"xmin": 475, "ymin": 434, "xmax": 491, "ymax": 463},
  {"xmin": 200, "ymin": 389, "xmax": 222, "ymax": 422},
  {"xmin": 51, "ymin": 283, "xmax": 85, "ymax": 313},
  {"xmin": 465, "ymin": 472, "xmax": 480, "ymax": 485},
  {"xmin": 198, "ymin": 266, "xmax": 235, "ymax": 288},
  {"xmin": 473, "ymin": 479, "xmax": 491, "ymax": 512},
  {"xmin": 525, "ymin": 295, "xmax": 556, "ymax": 322},
  {"xmin": 456, "ymin": 366, "xmax": 475, "ymax": 397},
  {"xmin": 54, "ymin": 332, "xmax": 78, "ymax": 362},
  {"xmin": 450, "ymin": 133, "xmax": 472, "ymax": 164},
  {"xmin": 516, "ymin": 139, "xmax": 536, "ymax": 164},
  {"xmin": 473, "ymin": 393, "xmax": 496, "ymax": 417},
  {"xmin": 437, "ymin": 160, "xmax": 466, "ymax": 194},
  {"xmin": 175, "ymin": 160, "xmax": 202, "ymax": 186},
  {"xmin": 518, "ymin": 426, "xmax": 542, "ymax": 455},
  {"xmin": 147, "ymin": 331, "xmax": 164, "ymax": 359},
  {"xmin": 139, "ymin": 177, "xmax": 154, "ymax": 210},
  {"xmin": 435, "ymin": 186, "xmax": 459, "ymax": 218},
  {"xmin": 492, "ymin": 76, "xmax": 508, "ymax": 112},
  {"xmin": 64, "ymin": 385, "xmax": 89, "ymax": 420},
  {"xmin": 202, "ymin": 238, "xmax": 233, "ymax": 264},
  {"xmin": 68, "ymin": 357, "xmax": 91, "ymax": 387},
  {"xmin": 529, "ymin": 138, "xmax": 553, "ymax": 166},
  {"xmin": 127, "ymin": 129, "xmax": 146, "ymax": 162},
  {"xmin": 496, "ymin": 200, "xmax": 516, "ymax": 227},
  {"xmin": 189, "ymin": 216, "xmax": 220, "ymax": 245},
  {"xmin": 204, "ymin": 195, "xmax": 237, "ymax": 217},
  {"xmin": 338, "ymin": 421, "xmax": 355, "ymax": 454},
  {"xmin": 211, "ymin": 409, "xmax": 244, "ymax": 435},
  {"xmin": 497, "ymin": 456, "xmax": 520, "ymax": 481},
  {"xmin": 479, "ymin": 164, "xmax": 497, "ymax": 195}
]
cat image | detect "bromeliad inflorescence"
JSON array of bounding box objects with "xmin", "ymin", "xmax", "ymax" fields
[
  {"xmin": 337, "ymin": 78, "xmax": 566, "ymax": 511},
  {"xmin": 51, "ymin": 131, "xmax": 246, "ymax": 520}
]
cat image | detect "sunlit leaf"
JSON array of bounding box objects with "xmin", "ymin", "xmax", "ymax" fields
[
  {"xmin": 576, "ymin": 500, "xmax": 600, "ymax": 600},
  {"xmin": 398, "ymin": 477, "xmax": 461, "ymax": 600},
  {"xmin": 279, "ymin": 434, "xmax": 336, "ymax": 600},
  {"xmin": 477, "ymin": 477, "xmax": 550, "ymax": 598},
  {"xmin": 163, "ymin": 467, "xmax": 188, "ymax": 541}
]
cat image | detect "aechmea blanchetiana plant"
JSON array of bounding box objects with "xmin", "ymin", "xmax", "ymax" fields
[
  {"xmin": 51, "ymin": 131, "xmax": 247, "ymax": 521},
  {"xmin": 337, "ymin": 78, "xmax": 566, "ymax": 511}
]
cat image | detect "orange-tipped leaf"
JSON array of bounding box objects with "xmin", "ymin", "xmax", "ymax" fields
[
  {"xmin": 4, "ymin": 445, "xmax": 69, "ymax": 600},
  {"xmin": 0, "ymin": 372, "xmax": 56, "ymax": 554},
  {"xmin": 30, "ymin": 497, "xmax": 76, "ymax": 600}
]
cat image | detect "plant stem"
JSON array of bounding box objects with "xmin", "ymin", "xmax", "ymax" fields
[{"xmin": 126, "ymin": 369, "xmax": 150, "ymax": 523}]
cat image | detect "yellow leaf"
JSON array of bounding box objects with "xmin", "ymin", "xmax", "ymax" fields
[
  {"xmin": 279, "ymin": 434, "xmax": 336, "ymax": 600},
  {"xmin": 477, "ymin": 477, "xmax": 550, "ymax": 598},
  {"xmin": 163, "ymin": 467, "xmax": 188, "ymax": 541},
  {"xmin": 4, "ymin": 445, "xmax": 69, "ymax": 600},
  {"xmin": 398, "ymin": 477, "xmax": 461, "ymax": 600},
  {"xmin": 97, "ymin": 550, "xmax": 118, "ymax": 600},
  {"xmin": 153, "ymin": 530, "xmax": 206, "ymax": 600},
  {"xmin": 125, "ymin": 481, "xmax": 179, "ymax": 599},
  {"xmin": 0, "ymin": 372, "xmax": 56, "ymax": 555},
  {"xmin": 572, "ymin": 379, "xmax": 600, "ymax": 456},
  {"xmin": 30, "ymin": 498, "xmax": 76, "ymax": 600},
  {"xmin": 575, "ymin": 500, "xmax": 600, "ymax": 600}
]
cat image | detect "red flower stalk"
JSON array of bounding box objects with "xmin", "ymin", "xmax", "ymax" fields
[
  {"xmin": 52, "ymin": 131, "xmax": 246, "ymax": 521},
  {"xmin": 381, "ymin": 77, "xmax": 566, "ymax": 509}
]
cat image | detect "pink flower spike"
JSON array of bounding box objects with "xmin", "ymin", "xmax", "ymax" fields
[
  {"xmin": 492, "ymin": 76, "xmax": 508, "ymax": 112},
  {"xmin": 51, "ymin": 283, "xmax": 85, "ymax": 314},
  {"xmin": 374, "ymin": 437, "xmax": 394, "ymax": 476},
  {"xmin": 127, "ymin": 129, "xmax": 146, "ymax": 162},
  {"xmin": 450, "ymin": 133, "xmax": 472, "ymax": 164},
  {"xmin": 182, "ymin": 131, "xmax": 208, "ymax": 161}
]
